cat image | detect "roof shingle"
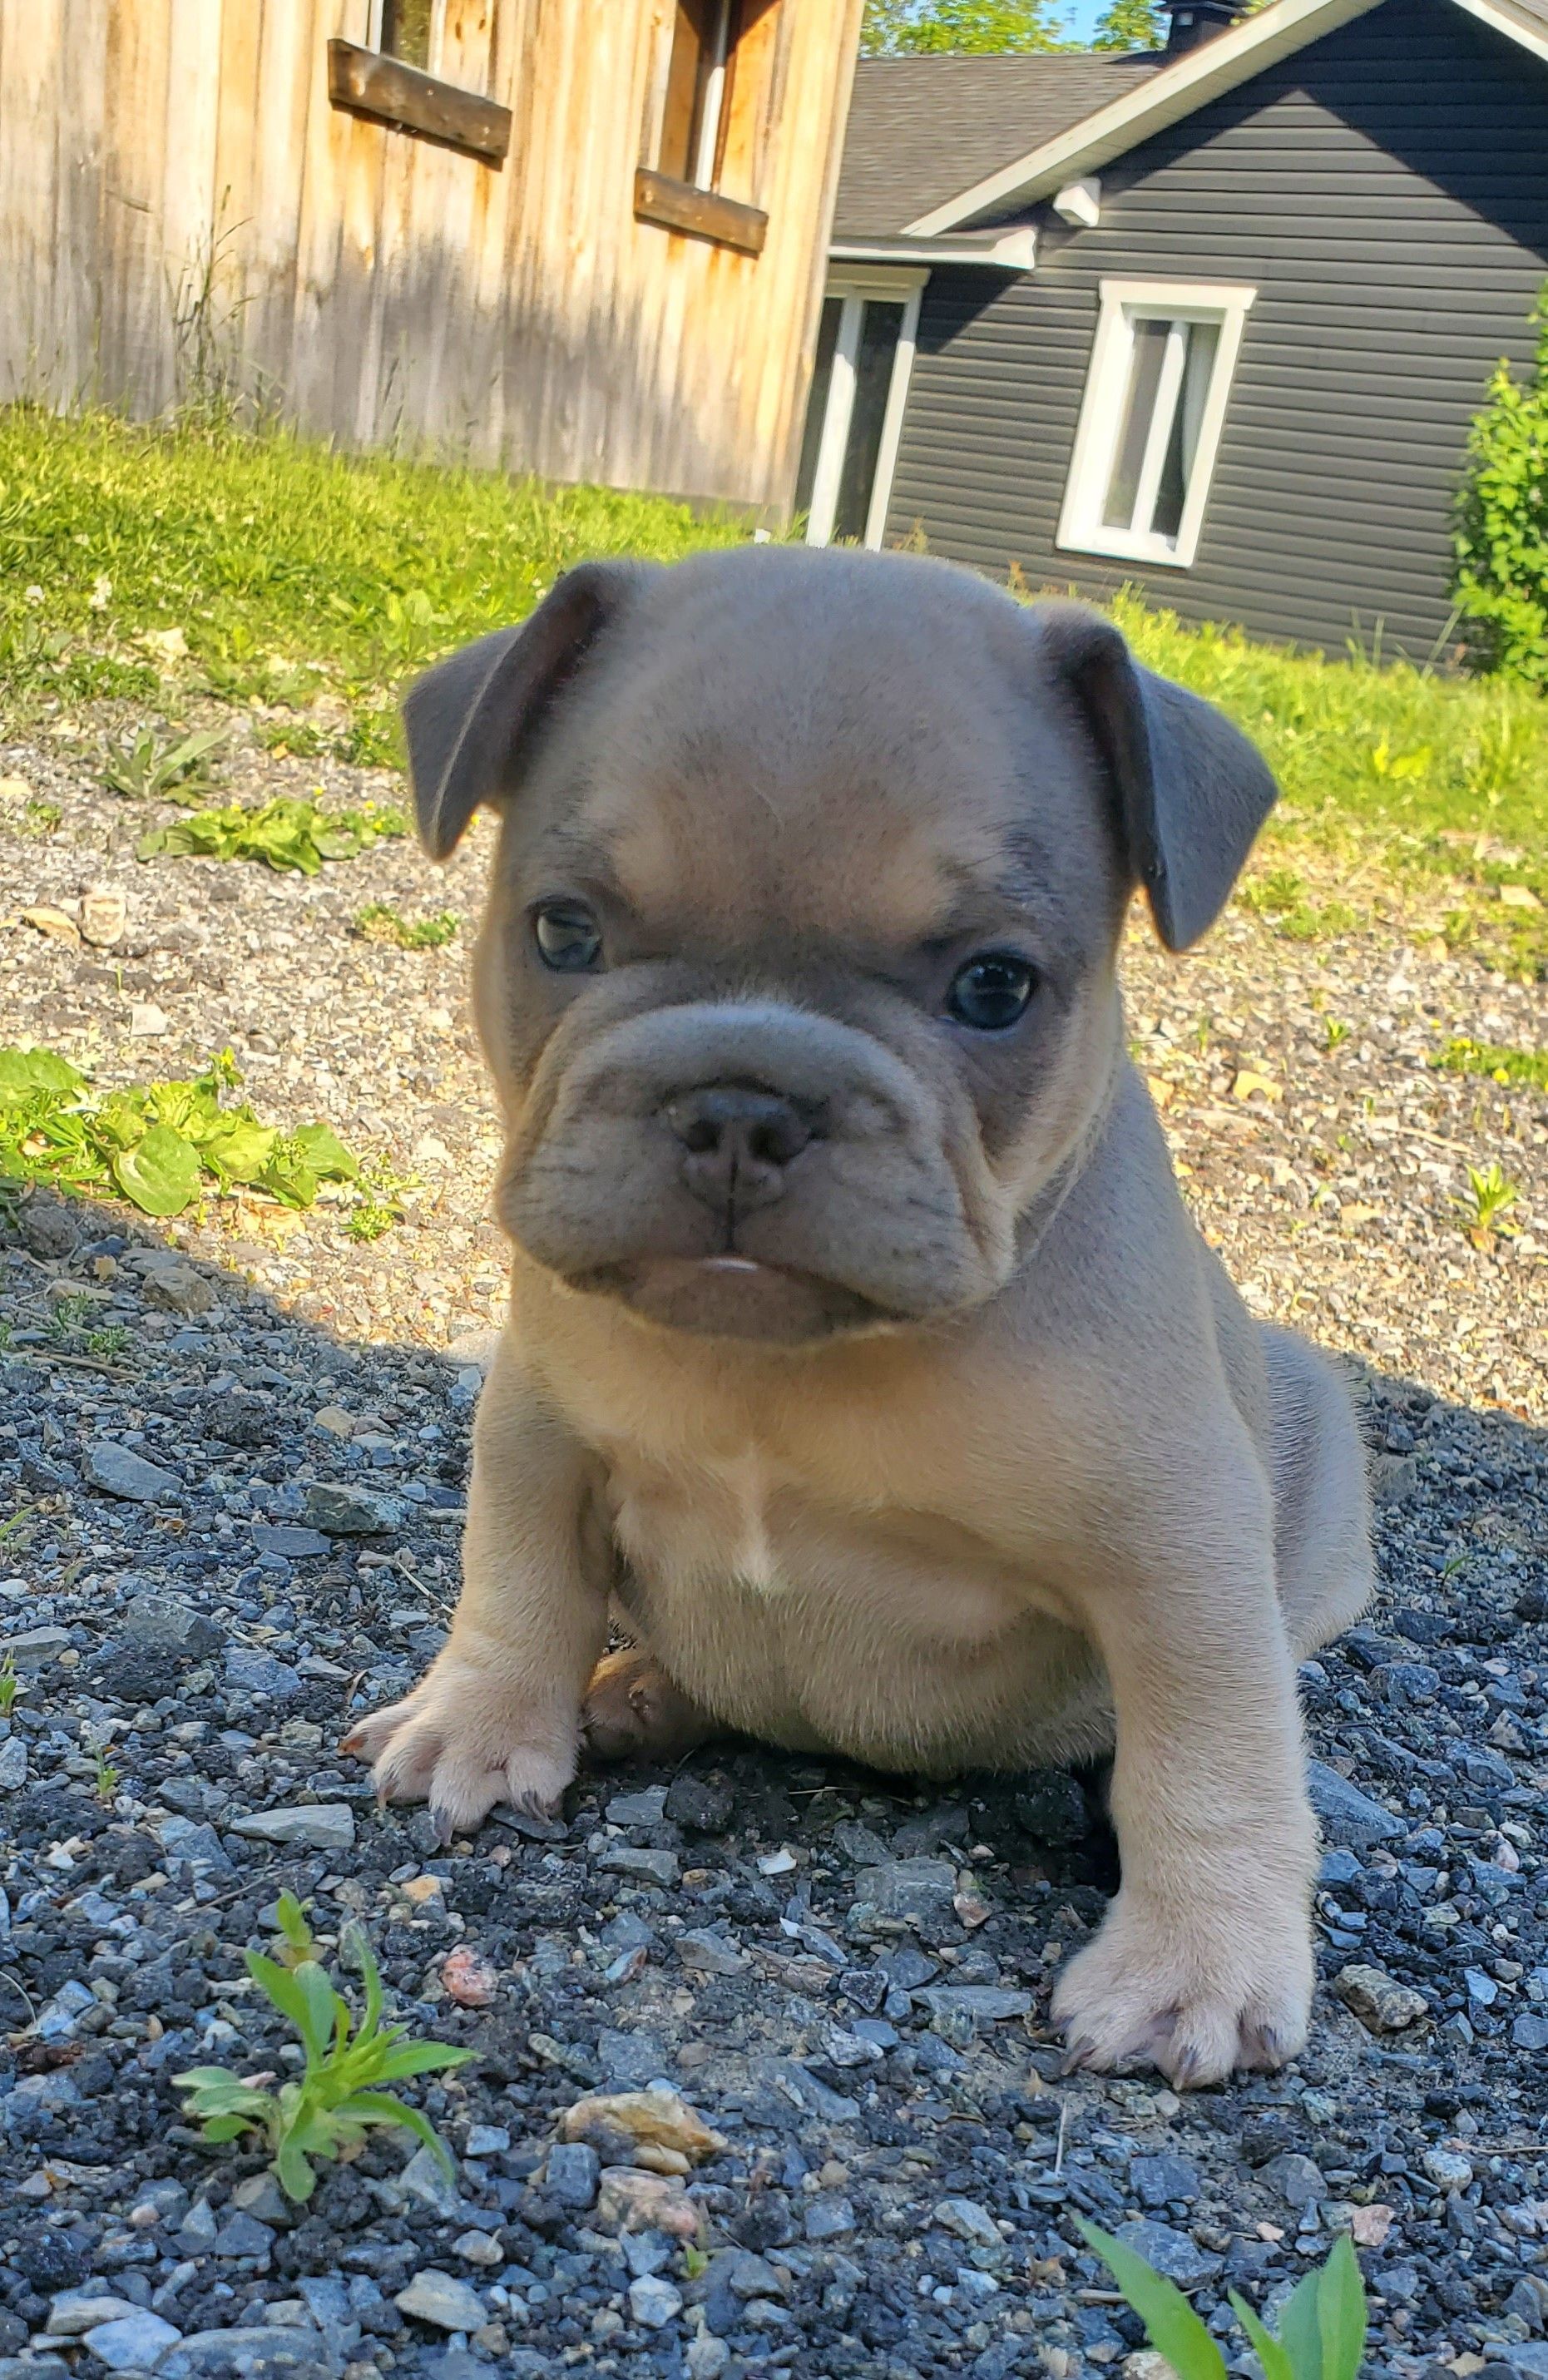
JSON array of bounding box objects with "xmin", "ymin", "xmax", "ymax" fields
[{"xmin": 832, "ymin": 52, "xmax": 1165, "ymax": 239}]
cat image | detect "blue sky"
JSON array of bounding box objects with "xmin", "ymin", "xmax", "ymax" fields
[{"xmin": 1061, "ymin": 0, "xmax": 1115, "ymax": 32}]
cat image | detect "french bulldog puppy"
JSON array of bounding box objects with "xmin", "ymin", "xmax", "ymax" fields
[{"xmin": 345, "ymin": 548, "xmax": 1371, "ymax": 2086}]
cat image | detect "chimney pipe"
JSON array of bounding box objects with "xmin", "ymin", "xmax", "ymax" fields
[{"xmin": 1160, "ymin": 0, "xmax": 1244, "ymax": 52}]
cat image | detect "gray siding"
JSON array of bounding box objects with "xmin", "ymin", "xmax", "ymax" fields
[{"xmin": 883, "ymin": 0, "xmax": 1548, "ymax": 658}]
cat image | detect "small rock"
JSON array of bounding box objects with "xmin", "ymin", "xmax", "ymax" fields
[
  {"xmin": 394, "ymin": 2272, "xmax": 487, "ymax": 2333},
  {"xmin": 83, "ymin": 1440, "xmax": 178, "ymax": 1502},
  {"xmin": 82, "ymin": 2310, "xmax": 183, "ymax": 2371},
  {"xmin": 688, "ymin": 2338, "xmax": 730, "ymax": 2380},
  {"xmin": 129, "ymin": 1002, "xmax": 169, "ymax": 1037},
  {"xmin": 933, "ymin": 2199, "xmax": 1003, "ymax": 2254},
  {"xmin": 1306, "ymin": 1761, "xmax": 1404, "ymax": 1849},
  {"xmin": 47, "ymin": 2294, "xmax": 140, "ymax": 2339},
  {"xmin": 561, "ymin": 2087, "xmax": 724, "ymax": 2163},
  {"xmin": 677, "ymin": 1926, "xmax": 749, "ymax": 1977},
  {"xmin": 0, "ymin": 1738, "xmax": 27, "ymax": 1791},
  {"xmin": 596, "ymin": 2167, "xmax": 700, "ymax": 2238},
  {"xmin": 664, "ymin": 1774, "xmax": 733, "ymax": 1833},
  {"xmin": 205, "ymin": 1393, "xmax": 274, "ymax": 1447},
  {"xmin": 1513, "ymin": 2011, "xmax": 1548, "ymax": 2051},
  {"xmin": 2, "ymin": 1626, "xmax": 72, "ymax": 1670},
  {"xmin": 398, "ymin": 2145, "xmax": 462, "ymax": 2214},
  {"xmin": 596, "ymin": 1843, "xmax": 680, "ymax": 1887},
  {"xmin": 464, "ymin": 2125, "xmax": 510, "ymax": 2158},
  {"xmin": 160, "ymin": 2326, "xmax": 332, "ymax": 2377},
  {"xmin": 122, "ymin": 1596, "xmax": 225, "ymax": 1658},
  {"xmin": 1130, "ymin": 2154, "xmax": 1201, "ymax": 2208},
  {"xmin": 545, "ymin": 2143, "xmax": 601, "ymax": 2209},
  {"xmin": 312, "ymin": 1406, "xmax": 357, "ymax": 1438},
  {"xmin": 917, "ymin": 1986, "xmax": 1032, "ymax": 2026},
  {"xmin": 1115, "ymin": 2221, "xmax": 1219, "ymax": 2288},
  {"xmin": 1422, "ymin": 2146, "xmax": 1474, "ymax": 2191},
  {"xmin": 229, "ymin": 1805, "xmax": 356, "ymax": 1852},
  {"xmin": 231, "ymin": 2175, "xmax": 293, "ymax": 2229},
  {"xmin": 1013, "ymin": 1769, "xmax": 1091, "ymax": 1845},
  {"xmin": 17, "ymin": 1195, "xmax": 80, "ymax": 1258},
  {"xmin": 861, "ymin": 1857, "xmax": 958, "ymax": 1923},
  {"xmin": 78, "ymin": 883, "xmax": 128, "ymax": 948},
  {"xmin": 302, "ymin": 1483, "xmax": 405, "ymax": 1536},
  {"xmin": 212, "ymin": 2209, "xmax": 275, "ymax": 2259},
  {"xmin": 132, "ymin": 1254, "xmax": 215, "ymax": 1317},
  {"xmin": 250, "ymin": 1524, "xmax": 329, "ymax": 1560},
  {"xmin": 1260, "ymin": 2153, "xmax": 1326, "ymax": 2211},
  {"xmin": 452, "ymin": 2230, "xmax": 503, "ymax": 2268},
  {"xmin": 223, "ymin": 1648, "xmax": 302, "ymax": 1701},
  {"xmin": 176, "ymin": 2200, "xmax": 219, "ymax": 2250},
  {"xmin": 1333, "ymin": 1962, "xmax": 1429, "ymax": 2032},
  {"xmin": 628, "ymin": 2276, "xmax": 682, "ymax": 2329},
  {"xmin": 606, "ymin": 1785, "xmax": 668, "ymax": 1827},
  {"xmin": 804, "ymin": 2195, "xmax": 855, "ymax": 2242},
  {"xmin": 441, "ymin": 1945, "xmax": 498, "ymax": 2006}
]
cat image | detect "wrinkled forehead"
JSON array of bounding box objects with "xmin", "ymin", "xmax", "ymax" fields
[{"xmin": 526, "ymin": 600, "xmax": 1115, "ymax": 952}]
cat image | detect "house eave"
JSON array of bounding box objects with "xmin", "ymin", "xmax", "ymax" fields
[
  {"xmin": 829, "ymin": 227, "xmax": 1037, "ymax": 270},
  {"xmin": 903, "ymin": 0, "xmax": 1390, "ymax": 234}
]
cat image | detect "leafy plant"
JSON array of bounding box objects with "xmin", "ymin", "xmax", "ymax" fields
[
  {"xmin": 1323, "ymin": 1019, "xmax": 1352, "ymax": 1051},
  {"xmin": 0, "ymin": 1653, "xmax": 24, "ymax": 1716},
  {"xmin": 355, "ymin": 902, "xmax": 459, "ymax": 950},
  {"xmin": 1434, "ymin": 1036, "xmax": 1548, "ymax": 1089},
  {"xmin": 16, "ymin": 799, "xmax": 62, "ymax": 838},
  {"xmin": 1367, "ymin": 737, "xmax": 1432, "ymax": 782},
  {"xmin": 1077, "ymin": 2220, "xmax": 1367, "ymax": 2380},
  {"xmin": 0, "ymin": 1044, "xmax": 370, "ymax": 1222},
  {"xmin": 136, "ymin": 794, "xmax": 406, "ymax": 876},
  {"xmin": 1454, "ymin": 289, "xmax": 1548, "ymax": 690},
  {"xmin": 92, "ymin": 1748, "xmax": 119, "ymax": 1804},
  {"xmin": 344, "ymin": 1156, "xmax": 413, "ymax": 1244},
  {"xmin": 1457, "ymin": 1160, "xmax": 1521, "ymax": 1238},
  {"xmin": 175, "ymin": 1898, "xmax": 472, "ymax": 2203},
  {"xmin": 104, "ymin": 723, "xmax": 225, "ymax": 801},
  {"xmin": 861, "ymin": 0, "xmax": 1067, "ymax": 49}
]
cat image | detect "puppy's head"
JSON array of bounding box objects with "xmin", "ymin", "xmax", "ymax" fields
[{"xmin": 406, "ymin": 550, "xmax": 1274, "ymax": 1344}]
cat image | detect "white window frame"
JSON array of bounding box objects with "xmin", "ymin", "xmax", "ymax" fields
[
  {"xmin": 804, "ymin": 268, "xmax": 926, "ymax": 552},
  {"xmin": 365, "ymin": 0, "xmax": 444, "ymax": 75},
  {"xmin": 1056, "ymin": 278, "xmax": 1255, "ymax": 571}
]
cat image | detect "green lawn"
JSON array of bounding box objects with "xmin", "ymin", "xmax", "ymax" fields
[{"xmin": 0, "ymin": 407, "xmax": 1543, "ymax": 967}]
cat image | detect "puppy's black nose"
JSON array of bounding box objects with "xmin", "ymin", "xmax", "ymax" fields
[{"xmin": 662, "ymin": 1083, "xmax": 814, "ymax": 1212}]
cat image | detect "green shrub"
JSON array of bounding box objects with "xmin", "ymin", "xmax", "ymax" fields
[
  {"xmin": 1454, "ymin": 292, "xmax": 1548, "ymax": 688},
  {"xmin": 1079, "ymin": 2219, "xmax": 1367, "ymax": 2380}
]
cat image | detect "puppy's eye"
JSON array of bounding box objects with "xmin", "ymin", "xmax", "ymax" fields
[
  {"xmin": 946, "ymin": 952, "xmax": 1037, "ymax": 1032},
  {"xmin": 533, "ymin": 900, "xmax": 602, "ymax": 972}
]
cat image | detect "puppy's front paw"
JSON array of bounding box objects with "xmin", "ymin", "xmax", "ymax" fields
[
  {"xmin": 1051, "ymin": 1888, "xmax": 1312, "ymax": 2087},
  {"xmin": 342, "ymin": 1657, "xmax": 576, "ymax": 1841}
]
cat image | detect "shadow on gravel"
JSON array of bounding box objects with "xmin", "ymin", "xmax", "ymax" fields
[{"xmin": 1, "ymin": 1185, "xmax": 1546, "ymax": 2380}]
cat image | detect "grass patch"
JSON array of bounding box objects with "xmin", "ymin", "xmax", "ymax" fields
[
  {"xmin": 1434, "ymin": 1037, "xmax": 1548, "ymax": 1089},
  {"xmin": 0, "ymin": 406, "xmax": 744, "ymax": 760},
  {"xmin": 354, "ymin": 901, "xmax": 459, "ymax": 949},
  {"xmin": 2, "ymin": 408, "xmax": 1545, "ymax": 959},
  {"xmin": 136, "ymin": 794, "xmax": 406, "ymax": 873}
]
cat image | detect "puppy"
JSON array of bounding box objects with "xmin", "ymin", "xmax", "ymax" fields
[{"xmin": 345, "ymin": 548, "xmax": 1372, "ymax": 2086}]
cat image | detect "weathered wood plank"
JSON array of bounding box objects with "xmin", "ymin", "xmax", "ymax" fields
[
  {"xmin": 0, "ymin": 1, "xmax": 66, "ymax": 403},
  {"xmin": 327, "ymin": 37, "xmax": 512, "ymax": 161},
  {"xmin": 633, "ymin": 166, "xmax": 768, "ymax": 255}
]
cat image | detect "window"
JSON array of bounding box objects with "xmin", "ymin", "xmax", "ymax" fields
[
  {"xmin": 1057, "ymin": 280, "xmax": 1254, "ymax": 570},
  {"xmin": 796, "ymin": 275, "xmax": 924, "ymax": 549},
  {"xmin": 658, "ymin": 0, "xmax": 779, "ymax": 191},
  {"xmin": 368, "ymin": 0, "xmax": 437, "ymax": 73}
]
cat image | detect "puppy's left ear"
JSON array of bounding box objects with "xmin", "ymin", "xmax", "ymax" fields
[
  {"xmin": 1034, "ymin": 603, "xmax": 1277, "ymax": 952},
  {"xmin": 403, "ymin": 561, "xmax": 652, "ymax": 859}
]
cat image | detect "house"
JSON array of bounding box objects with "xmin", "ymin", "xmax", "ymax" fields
[
  {"xmin": 0, "ymin": 0, "xmax": 862, "ymax": 517},
  {"xmin": 805, "ymin": 0, "xmax": 1548, "ymax": 659}
]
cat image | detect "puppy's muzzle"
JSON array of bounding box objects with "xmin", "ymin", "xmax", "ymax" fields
[{"xmin": 662, "ymin": 1081, "xmax": 821, "ymax": 1215}]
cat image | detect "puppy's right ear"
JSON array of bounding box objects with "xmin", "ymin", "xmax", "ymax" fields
[{"xmin": 403, "ymin": 562, "xmax": 650, "ymax": 859}]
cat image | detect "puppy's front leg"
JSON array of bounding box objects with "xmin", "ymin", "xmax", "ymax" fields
[
  {"xmin": 343, "ymin": 1343, "xmax": 606, "ymax": 1839},
  {"xmin": 1052, "ymin": 1448, "xmax": 1316, "ymax": 2088}
]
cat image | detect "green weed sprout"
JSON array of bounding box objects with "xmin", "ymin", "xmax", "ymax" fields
[
  {"xmin": 1077, "ymin": 2221, "xmax": 1367, "ymax": 2380},
  {"xmin": 1457, "ymin": 1161, "xmax": 1520, "ymax": 1236},
  {"xmin": 176, "ymin": 1894, "xmax": 472, "ymax": 2203}
]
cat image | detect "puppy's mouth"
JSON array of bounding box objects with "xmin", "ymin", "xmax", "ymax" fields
[{"xmin": 576, "ymin": 1251, "xmax": 890, "ymax": 1343}]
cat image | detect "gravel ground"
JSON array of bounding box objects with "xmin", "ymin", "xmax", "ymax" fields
[{"xmin": 0, "ymin": 720, "xmax": 1545, "ymax": 2380}]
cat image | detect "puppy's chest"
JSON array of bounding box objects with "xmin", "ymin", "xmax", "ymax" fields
[{"xmin": 600, "ymin": 1441, "xmax": 1048, "ymax": 1645}]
